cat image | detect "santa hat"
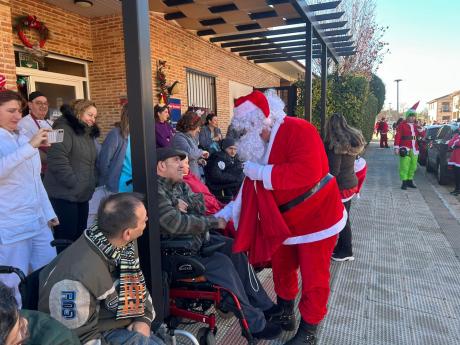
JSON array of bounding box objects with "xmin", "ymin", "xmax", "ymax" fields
[
  {"xmin": 405, "ymin": 101, "xmax": 420, "ymax": 117},
  {"xmin": 234, "ymin": 90, "xmax": 270, "ymax": 119}
]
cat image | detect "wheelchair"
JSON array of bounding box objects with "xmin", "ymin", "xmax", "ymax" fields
[
  {"xmin": 0, "ymin": 239, "xmax": 200, "ymax": 345},
  {"xmin": 161, "ymin": 235, "xmax": 257, "ymax": 345}
]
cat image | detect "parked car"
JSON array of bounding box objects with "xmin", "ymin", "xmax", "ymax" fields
[
  {"xmin": 426, "ymin": 123, "xmax": 460, "ymax": 185},
  {"xmin": 418, "ymin": 125, "xmax": 442, "ymax": 166}
]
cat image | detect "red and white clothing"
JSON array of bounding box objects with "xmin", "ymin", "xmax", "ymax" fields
[
  {"xmin": 354, "ymin": 157, "xmax": 367, "ymax": 197},
  {"xmin": 220, "ymin": 116, "xmax": 346, "ymax": 325},
  {"xmin": 447, "ymin": 133, "xmax": 460, "ymax": 167},
  {"xmin": 394, "ymin": 121, "xmax": 425, "ymax": 154},
  {"xmin": 375, "ymin": 120, "xmax": 389, "ymax": 134}
]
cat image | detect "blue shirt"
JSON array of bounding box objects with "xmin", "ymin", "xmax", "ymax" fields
[{"xmin": 118, "ymin": 136, "xmax": 133, "ymax": 192}]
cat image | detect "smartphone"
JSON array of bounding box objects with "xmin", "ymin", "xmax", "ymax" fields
[{"xmin": 47, "ymin": 129, "xmax": 64, "ymax": 144}]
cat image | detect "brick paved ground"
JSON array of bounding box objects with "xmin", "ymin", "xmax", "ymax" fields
[{"xmin": 176, "ymin": 142, "xmax": 460, "ymax": 345}]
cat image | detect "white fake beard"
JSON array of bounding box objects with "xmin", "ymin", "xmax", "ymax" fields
[{"xmin": 236, "ymin": 129, "xmax": 267, "ymax": 163}]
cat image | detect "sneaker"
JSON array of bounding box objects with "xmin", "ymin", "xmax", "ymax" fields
[
  {"xmin": 331, "ymin": 254, "xmax": 355, "ymax": 262},
  {"xmin": 252, "ymin": 321, "xmax": 282, "ymax": 340},
  {"xmin": 450, "ymin": 190, "xmax": 460, "ymax": 196}
]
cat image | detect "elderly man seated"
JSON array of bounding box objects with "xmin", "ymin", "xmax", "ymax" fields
[
  {"xmin": 38, "ymin": 193, "xmax": 164, "ymax": 345},
  {"xmin": 156, "ymin": 147, "xmax": 282, "ymax": 340}
]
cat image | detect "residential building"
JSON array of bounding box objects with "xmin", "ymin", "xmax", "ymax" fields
[{"xmin": 427, "ymin": 91, "xmax": 460, "ymax": 123}]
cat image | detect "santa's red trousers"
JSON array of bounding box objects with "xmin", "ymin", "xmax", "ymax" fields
[{"xmin": 271, "ymin": 234, "xmax": 337, "ymax": 325}]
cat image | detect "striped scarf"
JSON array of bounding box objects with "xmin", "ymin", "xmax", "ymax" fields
[{"xmin": 87, "ymin": 225, "xmax": 146, "ymax": 320}]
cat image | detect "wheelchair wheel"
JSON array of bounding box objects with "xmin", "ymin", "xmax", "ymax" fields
[{"xmin": 197, "ymin": 327, "xmax": 216, "ymax": 345}]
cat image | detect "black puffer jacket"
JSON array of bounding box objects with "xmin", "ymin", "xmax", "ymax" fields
[
  {"xmin": 204, "ymin": 151, "xmax": 244, "ymax": 196},
  {"xmin": 44, "ymin": 105, "xmax": 100, "ymax": 202}
]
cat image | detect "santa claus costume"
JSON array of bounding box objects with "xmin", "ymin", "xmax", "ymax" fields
[
  {"xmin": 394, "ymin": 101, "xmax": 425, "ymax": 189},
  {"xmin": 217, "ymin": 90, "xmax": 346, "ymax": 345}
]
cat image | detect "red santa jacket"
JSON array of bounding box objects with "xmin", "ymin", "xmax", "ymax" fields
[
  {"xmin": 375, "ymin": 120, "xmax": 389, "ymax": 134},
  {"xmin": 447, "ymin": 133, "xmax": 460, "ymax": 167},
  {"xmin": 394, "ymin": 121, "xmax": 425, "ymax": 154},
  {"xmin": 259, "ymin": 117, "xmax": 346, "ymax": 245}
]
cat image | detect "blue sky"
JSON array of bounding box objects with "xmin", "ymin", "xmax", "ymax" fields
[{"xmin": 375, "ymin": 0, "xmax": 460, "ymax": 111}]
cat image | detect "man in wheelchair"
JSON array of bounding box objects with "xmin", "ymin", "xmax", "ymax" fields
[
  {"xmin": 156, "ymin": 147, "xmax": 282, "ymax": 340},
  {"xmin": 38, "ymin": 193, "xmax": 164, "ymax": 345}
]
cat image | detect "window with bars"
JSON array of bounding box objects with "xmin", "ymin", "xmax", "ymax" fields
[{"xmin": 186, "ymin": 69, "xmax": 216, "ymax": 113}]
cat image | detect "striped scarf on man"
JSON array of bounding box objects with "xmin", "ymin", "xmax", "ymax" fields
[{"xmin": 87, "ymin": 224, "xmax": 146, "ymax": 320}]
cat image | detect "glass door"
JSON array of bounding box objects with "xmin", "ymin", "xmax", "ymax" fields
[{"xmin": 29, "ymin": 76, "xmax": 84, "ymax": 121}]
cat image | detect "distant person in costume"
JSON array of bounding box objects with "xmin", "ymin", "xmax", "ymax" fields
[
  {"xmin": 394, "ymin": 101, "xmax": 425, "ymax": 190},
  {"xmin": 375, "ymin": 117, "xmax": 389, "ymax": 148},
  {"xmin": 447, "ymin": 128, "xmax": 460, "ymax": 195},
  {"xmin": 216, "ymin": 90, "xmax": 346, "ymax": 345}
]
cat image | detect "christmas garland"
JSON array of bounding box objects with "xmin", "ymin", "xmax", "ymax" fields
[
  {"xmin": 14, "ymin": 15, "xmax": 49, "ymax": 49},
  {"xmin": 157, "ymin": 60, "xmax": 169, "ymax": 105}
]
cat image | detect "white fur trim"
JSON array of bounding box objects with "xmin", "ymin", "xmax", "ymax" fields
[
  {"xmin": 234, "ymin": 100, "xmax": 260, "ymax": 119},
  {"xmin": 262, "ymin": 164, "xmax": 274, "ymax": 190},
  {"xmin": 448, "ymin": 162, "xmax": 460, "ymax": 167},
  {"xmin": 262, "ymin": 115, "xmax": 286, "ymax": 164},
  {"xmin": 283, "ymin": 208, "xmax": 348, "ymax": 245},
  {"xmin": 232, "ymin": 184, "xmax": 243, "ymax": 229},
  {"xmin": 354, "ymin": 157, "xmax": 366, "ymax": 172},
  {"xmin": 341, "ymin": 194, "xmax": 356, "ymax": 202}
]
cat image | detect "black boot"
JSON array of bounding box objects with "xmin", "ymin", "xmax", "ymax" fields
[
  {"xmin": 264, "ymin": 296, "xmax": 296, "ymax": 331},
  {"xmin": 401, "ymin": 181, "xmax": 407, "ymax": 190},
  {"xmin": 406, "ymin": 180, "xmax": 417, "ymax": 188},
  {"xmin": 284, "ymin": 319, "xmax": 317, "ymax": 345}
]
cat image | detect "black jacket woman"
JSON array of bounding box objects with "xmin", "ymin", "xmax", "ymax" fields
[
  {"xmin": 44, "ymin": 100, "xmax": 99, "ymax": 244},
  {"xmin": 324, "ymin": 113, "xmax": 365, "ymax": 262}
]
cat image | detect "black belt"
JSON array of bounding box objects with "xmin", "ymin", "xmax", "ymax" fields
[
  {"xmin": 279, "ymin": 174, "xmax": 334, "ymax": 213},
  {"xmin": 401, "ymin": 135, "xmax": 416, "ymax": 140}
]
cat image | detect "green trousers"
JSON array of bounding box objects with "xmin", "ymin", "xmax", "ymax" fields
[{"xmin": 399, "ymin": 150, "xmax": 418, "ymax": 181}]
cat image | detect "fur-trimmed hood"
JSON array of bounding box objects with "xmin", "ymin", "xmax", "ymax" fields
[
  {"xmin": 56, "ymin": 104, "xmax": 100, "ymax": 138},
  {"xmin": 327, "ymin": 137, "xmax": 364, "ymax": 156}
]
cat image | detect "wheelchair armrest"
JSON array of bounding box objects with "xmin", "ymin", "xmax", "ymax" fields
[
  {"xmin": 50, "ymin": 239, "xmax": 73, "ymax": 250},
  {"xmin": 200, "ymin": 241, "xmax": 226, "ymax": 257},
  {"xmin": 0, "ymin": 266, "xmax": 26, "ymax": 283}
]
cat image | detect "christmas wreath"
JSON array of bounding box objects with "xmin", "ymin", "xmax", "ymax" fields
[{"xmin": 14, "ymin": 15, "xmax": 49, "ymax": 49}]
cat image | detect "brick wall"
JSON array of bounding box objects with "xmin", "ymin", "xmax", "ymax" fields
[
  {"xmin": 10, "ymin": 0, "xmax": 93, "ymax": 60},
  {"xmin": 90, "ymin": 13, "xmax": 280, "ymax": 136},
  {"xmin": 149, "ymin": 14, "xmax": 281, "ymax": 131},
  {"xmin": 0, "ymin": 0, "xmax": 17, "ymax": 89},
  {"xmin": 88, "ymin": 15, "xmax": 126, "ymax": 135}
]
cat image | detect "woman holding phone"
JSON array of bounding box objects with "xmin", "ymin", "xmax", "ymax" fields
[
  {"xmin": 0, "ymin": 90, "xmax": 58, "ymax": 304},
  {"xmin": 44, "ymin": 99, "xmax": 99, "ymax": 246}
]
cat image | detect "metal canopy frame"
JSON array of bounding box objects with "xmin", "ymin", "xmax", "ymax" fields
[{"xmin": 117, "ymin": 0, "xmax": 356, "ymax": 322}]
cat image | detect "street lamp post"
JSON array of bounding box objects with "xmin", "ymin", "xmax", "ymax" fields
[{"xmin": 394, "ymin": 79, "xmax": 402, "ymax": 115}]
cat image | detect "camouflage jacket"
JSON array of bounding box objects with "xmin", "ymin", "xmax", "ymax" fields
[{"xmin": 157, "ymin": 176, "xmax": 220, "ymax": 250}]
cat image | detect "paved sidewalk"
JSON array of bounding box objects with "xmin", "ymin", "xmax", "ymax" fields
[
  {"xmin": 319, "ymin": 142, "xmax": 460, "ymax": 345},
  {"xmin": 178, "ymin": 142, "xmax": 460, "ymax": 344}
]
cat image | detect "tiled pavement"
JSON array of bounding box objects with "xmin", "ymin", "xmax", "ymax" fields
[{"xmin": 177, "ymin": 142, "xmax": 460, "ymax": 344}]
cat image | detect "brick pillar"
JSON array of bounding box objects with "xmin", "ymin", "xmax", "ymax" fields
[{"xmin": 0, "ymin": 0, "xmax": 17, "ymax": 90}]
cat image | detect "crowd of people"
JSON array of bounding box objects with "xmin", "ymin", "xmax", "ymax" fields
[{"xmin": 0, "ymin": 87, "xmax": 369, "ymax": 345}]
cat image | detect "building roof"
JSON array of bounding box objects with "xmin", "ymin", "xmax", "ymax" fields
[{"xmin": 427, "ymin": 90, "xmax": 460, "ymax": 104}]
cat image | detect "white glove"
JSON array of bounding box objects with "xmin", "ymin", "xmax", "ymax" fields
[
  {"xmin": 215, "ymin": 202, "xmax": 234, "ymax": 222},
  {"xmin": 243, "ymin": 161, "xmax": 264, "ymax": 181}
]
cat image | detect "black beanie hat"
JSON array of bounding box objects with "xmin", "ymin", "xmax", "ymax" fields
[
  {"xmin": 221, "ymin": 137, "xmax": 236, "ymax": 150},
  {"xmin": 28, "ymin": 91, "xmax": 46, "ymax": 102}
]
